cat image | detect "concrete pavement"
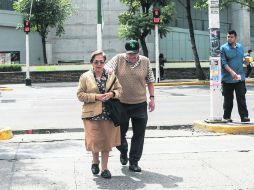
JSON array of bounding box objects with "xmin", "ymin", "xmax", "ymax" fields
[{"xmin": 1, "ymin": 129, "xmax": 254, "ymax": 189}]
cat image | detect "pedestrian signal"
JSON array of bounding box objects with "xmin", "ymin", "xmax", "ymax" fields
[
  {"xmin": 153, "ymin": 8, "xmax": 160, "ymax": 24},
  {"xmin": 24, "ymin": 20, "xmax": 30, "ymax": 33}
]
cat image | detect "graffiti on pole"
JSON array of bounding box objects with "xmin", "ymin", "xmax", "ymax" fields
[{"xmin": 210, "ymin": 28, "xmax": 220, "ymax": 57}]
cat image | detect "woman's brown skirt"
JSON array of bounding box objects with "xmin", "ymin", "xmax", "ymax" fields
[{"xmin": 83, "ymin": 120, "xmax": 121, "ymax": 152}]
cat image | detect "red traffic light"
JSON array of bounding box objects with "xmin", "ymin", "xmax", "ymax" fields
[
  {"xmin": 24, "ymin": 20, "xmax": 30, "ymax": 33},
  {"xmin": 153, "ymin": 8, "xmax": 160, "ymax": 24}
]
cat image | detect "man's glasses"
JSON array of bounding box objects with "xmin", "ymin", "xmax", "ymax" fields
[{"xmin": 93, "ymin": 60, "xmax": 105, "ymax": 65}]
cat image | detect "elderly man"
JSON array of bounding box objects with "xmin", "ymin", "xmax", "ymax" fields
[{"xmin": 105, "ymin": 40, "xmax": 155, "ymax": 172}]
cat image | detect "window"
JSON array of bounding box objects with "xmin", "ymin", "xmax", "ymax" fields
[
  {"xmin": 0, "ymin": 51, "xmax": 20, "ymax": 64},
  {"xmin": 0, "ymin": 0, "xmax": 14, "ymax": 11}
]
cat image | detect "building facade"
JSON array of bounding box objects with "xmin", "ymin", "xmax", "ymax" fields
[{"xmin": 0, "ymin": 0, "xmax": 253, "ymax": 64}]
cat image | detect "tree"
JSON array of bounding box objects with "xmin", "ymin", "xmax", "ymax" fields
[
  {"xmin": 176, "ymin": 0, "xmax": 206, "ymax": 80},
  {"xmin": 13, "ymin": 0, "xmax": 75, "ymax": 64},
  {"xmin": 118, "ymin": 0, "xmax": 175, "ymax": 58},
  {"xmin": 195, "ymin": 0, "xmax": 254, "ymax": 9}
]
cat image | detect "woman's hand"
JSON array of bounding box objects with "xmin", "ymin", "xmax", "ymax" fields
[
  {"xmin": 95, "ymin": 92, "xmax": 114, "ymax": 102},
  {"xmin": 103, "ymin": 92, "xmax": 114, "ymax": 101},
  {"xmin": 95, "ymin": 94, "xmax": 106, "ymax": 102}
]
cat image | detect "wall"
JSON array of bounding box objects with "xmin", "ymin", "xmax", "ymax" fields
[
  {"xmin": 0, "ymin": 68, "xmax": 210, "ymax": 84},
  {"xmin": 0, "ymin": 10, "xmax": 44, "ymax": 65}
]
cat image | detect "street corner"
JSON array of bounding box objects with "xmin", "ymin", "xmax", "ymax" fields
[
  {"xmin": 246, "ymin": 78, "xmax": 254, "ymax": 84},
  {"xmin": 193, "ymin": 120, "xmax": 254, "ymax": 134},
  {"xmin": 0, "ymin": 86, "xmax": 13, "ymax": 91},
  {"xmin": 0, "ymin": 128, "xmax": 14, "ymax": 140}
]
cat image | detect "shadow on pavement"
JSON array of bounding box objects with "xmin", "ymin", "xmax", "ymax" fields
[{"xmin": 93, "ymin": 166, "xmax": 183, "ymax": 189}]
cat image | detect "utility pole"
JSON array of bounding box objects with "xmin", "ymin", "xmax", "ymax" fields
[
  {"xmin": 97, "ymin": 0, "xmax": 102, "ymax": 50},
  {"xmin": 207, "ymin": 0, "xmax": 223, "ymax": 122}
]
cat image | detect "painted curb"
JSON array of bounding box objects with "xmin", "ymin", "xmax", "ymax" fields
[
  {"xmin": 193, "ymin": 120, "xmax": 254, "ymax": 134},
  {"xmin": 0, "ymin": 128, "xmax": 13, "ymax": 140},
  {"xmin": 155, "ymin": 81, "xmax": 209, "ymax": 86},
  {"xmin": 0, "ymin": 87, "xmax": 13, "ymax": 91},
  {"xmin": 155, "ymin": 79, "xmax": 254, "ymax": 86}
]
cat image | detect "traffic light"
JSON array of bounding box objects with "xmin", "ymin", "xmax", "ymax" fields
[
  {"xmin": 153, "ymin": 8, "xmax": 160, "ymax": 24},
  {"xmin": 24, "ymin": 20, "xmax": 30, "ymax": 33}
]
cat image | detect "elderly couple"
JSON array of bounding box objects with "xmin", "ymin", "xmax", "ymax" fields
[{"xmin": 77, "ymin": 40, "xmax": 155, "ymax": 179}]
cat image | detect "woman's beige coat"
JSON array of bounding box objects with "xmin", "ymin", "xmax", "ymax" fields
[{"xmin": 77, "ymin": 70, "xmax": 122, "ymax": 118}]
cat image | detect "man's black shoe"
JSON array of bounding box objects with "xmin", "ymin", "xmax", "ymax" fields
[
  {"xmin": 120, "ymin": 153, "xmax": 128, "ymax": 165},
  {"xmin": 223, "ymin": 118, "xmax": 233, "ymax": 122},
  {"xmin": 129, "ymin": 162, "xmax": 141, "ymax": 172},
  {"xmin": 241, "ymin": 117, "xmax": 250, "ymax": 122}
]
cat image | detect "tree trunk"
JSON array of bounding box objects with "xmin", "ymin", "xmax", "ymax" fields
[
  {"xmin": 186, "ymin": 0, "xmax": 206, "ymax": 80},
  {"xmin": 41, "ymin": 36, "xmax": 48, "ymax": 64},
  {"xmin": 140, "ymin": 37, "xmax": 149, "ymax": 57}
]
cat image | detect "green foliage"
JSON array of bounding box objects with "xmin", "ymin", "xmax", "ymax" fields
[
  {"xmin": 13, "ymin": 0, "xmax": 75, "ymax": 38},
  {"xmin": 118, "ymin": 0, "xmax": 175, "ymax": 40},
  {"xmin": 195, "ymin": 0, "xmax": 254, "ymax": 9},
  {"xmin": 0, "ymin": 64, "xmax": 22, "ymax": 72}
]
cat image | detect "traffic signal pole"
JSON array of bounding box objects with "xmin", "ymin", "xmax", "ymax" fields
[
  {"xmin": 155, "ymin": 24, "xmax": 160, "ymax": 83},
  {"xmin": 153, "ymin": 7, "xmax": 160, "ymax": 83},
  {"xmin": 25, "ymin": 0, "xmax": 33, "ymax": 86},
  {"xmin": 97, "ymin": 0, "xmax": 102, "ymax": 50},
  {"xmin": 25, "ymin": 33, "xmax": 31, "ymax": 86}
]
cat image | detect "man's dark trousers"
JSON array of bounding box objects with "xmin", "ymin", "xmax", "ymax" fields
[
  {"xmin": 116, "ymin": 102, "xmax": 148, "ymax": 163},
  {"xmin": 222, "ymin": 81, "xmax": 248, "ymax": 119}
]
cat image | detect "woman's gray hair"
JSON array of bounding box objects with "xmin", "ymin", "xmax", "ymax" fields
[{"xmin": 90, "ymin": 50, "xmax": 106, "ymax": 63}]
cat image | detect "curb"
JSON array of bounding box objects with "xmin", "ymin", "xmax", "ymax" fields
[
  {"xmin": 0, "ymin": 87, "xmax": 13, "ymax": 91},
  {"xmin": 0, "ymin": 128, "xmax": 13, "ymax": 140},
  {"xmin": 11, "ymin": 125, "xmax": 192, "ymax": 135},
  {"xmin": 155, "ymin": 81, "xmax": 209, "ymax": 86},
  {"xmin": 154, "ymin": 79, "xmax": 254, "ymax": 86},
  {"xmin": 193, "ymin": 120, "xmax": 254, "ymax": 134}
]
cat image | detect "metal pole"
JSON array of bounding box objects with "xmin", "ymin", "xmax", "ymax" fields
[
  {"xmin": 25, "ymin": 0, "xmax": 33, "ymax": 86},
  {"xmin": 207, "ymin": 0, "xmax": 222, "ymax": 122},
  {"xmin": 25, "ymin": 33, "xmax": 31, "ymax": 86},
  {"xmin": 97, "ymin": 0, "xmax": 102, "ymax": 50},
  {"xmin": 155, "ymin": 24, "xmax": 160, "ymax": 83}
]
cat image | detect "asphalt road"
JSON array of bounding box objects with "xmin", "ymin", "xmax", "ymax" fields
[{"xmin": 1, "ymin": 82, "xmax": 254, "ymax": 131}]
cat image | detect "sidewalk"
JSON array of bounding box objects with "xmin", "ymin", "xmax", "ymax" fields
[{"xmin": 1, "ymin": 129, "xmax": 254, "ymax": 189}]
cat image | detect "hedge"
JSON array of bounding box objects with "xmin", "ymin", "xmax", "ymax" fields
[{"xmin": 0, "ymin": 64, "xmax": 22, "ymax": 72}]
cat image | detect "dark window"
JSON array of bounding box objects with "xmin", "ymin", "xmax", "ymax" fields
[
  {"xmin": 0, "ymin": 51, "xmax": 20, "ymax": 64},
  {"xmin": 0, "ymin": 0, "xmax": 14, "ymax": 11}
]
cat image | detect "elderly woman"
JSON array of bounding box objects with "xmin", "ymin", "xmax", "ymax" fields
[{"xmin": 77, "ymin": 50, "xmax": 122, "ymax": 179}]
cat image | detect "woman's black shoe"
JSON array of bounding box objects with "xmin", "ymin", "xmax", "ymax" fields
[
  {"xmin": 91, "ymin": 164, "xmax": 100, "ymax": 175},
  {"xmin": 101, "ymin": 169, "xmax": 111, "ymax": 179}
]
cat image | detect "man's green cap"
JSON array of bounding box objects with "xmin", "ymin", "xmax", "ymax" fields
[{"xmin": 125, "ymin": 40, "xmax": 139, "ymax": 54}]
